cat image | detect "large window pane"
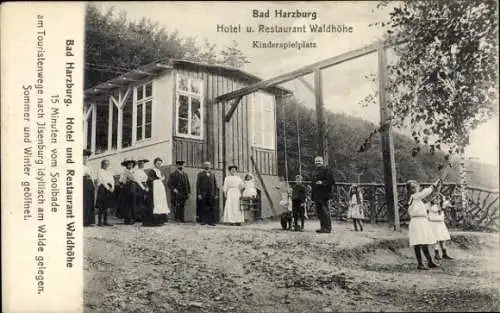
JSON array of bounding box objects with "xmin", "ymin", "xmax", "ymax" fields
[
  {"xmin": 178, "ymin": 77, "xmax": 188, "ymax": 92},
  {"xmin": 95, "ymin": 103, "xmax": 109, "ymax": 154},
  {"xmin": 145, "ymin": 101, "xmax": 152, "ymax": 139},
  {"xmin": 137, "ymin": 86, "xmax": 144, "ymax": 101},
  {"xmin": 191, "ymin": 98, "xmax": 201, "ymax": 136},
  {"xmin": 178, "ymin": 95, "xmax": 189, "ymax": 118},
  {"xmin": 122, "ymin": 94, "xmax": 133, "ymax": 148},
  {"xmin": 178, "ymin": 118, "xmax": 188, "ymax": 134},
  {"xmin": 190, "ymin": 80, "xmax": 200, "ymax": 94},
  {"xmin": 145, "ymin": 83, "xmax": 152, "ymax": 98},
  {"xmin": 111, "ymin": 104, "xmax": 118, "ymax": 150},
  {"xmin": 86, "ymin": 111, "xmax": 93, "ymax": 151},
  {"xmin": 136, "ymin": 103, "xmax": 143, "ymax": 141}
]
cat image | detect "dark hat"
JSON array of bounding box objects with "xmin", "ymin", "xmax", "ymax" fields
[
  {"xmin": 137, "ymin": 158, "xmax": 150, "ymax": 163},
  {"xmin": 176, "ymin": 160, "xmax": 185, "ymax": 165},
  {"xmin": 121, "ymin": 158, "xmax": 137, "ymax": 167},
  {"xmin": 228, "ymin": 165, "xmax": 238, "ymax": 171},
  {"xmin": 83, "ymin": 149, "xmax": 92, "ymax": 156}
]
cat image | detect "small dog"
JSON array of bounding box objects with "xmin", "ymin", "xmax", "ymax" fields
[{"xmin": 280, "ymin": 211, "xmax": 293, "ymax": 230}]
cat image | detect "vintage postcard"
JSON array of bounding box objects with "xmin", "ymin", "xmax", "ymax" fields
[{"xmin": 1, "ymin": 1, "xmax": 499, "ymax": 313}]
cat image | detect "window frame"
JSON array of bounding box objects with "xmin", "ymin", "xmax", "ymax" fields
[
  {"xmin": 134, "ymin": 82, "xmax": 153, "ymax": 143},
  {"xmin": 174, "ymin": 74, "xmax": 204, "ymax": 140}
]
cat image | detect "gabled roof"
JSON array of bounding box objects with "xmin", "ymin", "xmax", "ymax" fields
[{"xmin": 84, "ymin": 58, "xmax": 292, "ymax": 102}]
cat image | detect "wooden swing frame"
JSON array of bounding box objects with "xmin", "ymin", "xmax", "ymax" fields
[{"xmin": 215, "ymin": 37, "xmax": 406, "ymax": 231}]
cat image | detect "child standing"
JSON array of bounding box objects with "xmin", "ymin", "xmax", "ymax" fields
[
  {"xmin": 279, "ymin": 187, "xmax": 293, "ymax": 230},
  {"xmin": 292, "ymin": 175, "xmax": 307, "ymax": 231},
  {"xmin": 407, "ymin": 179, "xmax": 440, "ymax": 270},
  {"xmin": 428, "ymin": 195, "xmax": 453, "ymax": 260},
  {"xmin": 347, "ymin": 184, "xmax": 364, "ymax": 231}
]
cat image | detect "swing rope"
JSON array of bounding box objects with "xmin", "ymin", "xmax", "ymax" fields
[
  {"xmin": 294, "ymin": 80, "xmax": 302, "ymax": 178},
  {"xmin": 282, "ymin": 91, "xmax": 289, "ymax": 185}
]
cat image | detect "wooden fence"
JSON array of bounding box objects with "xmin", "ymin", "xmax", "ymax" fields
[{"xmin": 323, "ymin": 183, "xmax": 499, "ymax": 231}]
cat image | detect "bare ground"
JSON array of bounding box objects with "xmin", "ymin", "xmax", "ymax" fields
[{"xmin": 84, "ymin": 219, "xmax": 500, "ymax": 313}]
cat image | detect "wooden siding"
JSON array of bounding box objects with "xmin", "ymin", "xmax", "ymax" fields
[{"xmin": 172, "ymin": 68, "xmax": 278, "ymax": 175}]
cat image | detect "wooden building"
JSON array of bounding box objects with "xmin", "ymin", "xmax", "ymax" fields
[{"xmin": 84, "ymin": 59, "xmax": 291, "ymax": 221}]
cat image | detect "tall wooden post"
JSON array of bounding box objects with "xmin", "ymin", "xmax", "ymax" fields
[
  {"xmin": 378, "ymin": 47, "xmax": 400, "ymax": 231},
  {"xmin": 314, "ymin": 68, "xmax": 328, "ymax": 165},
  {"xmin": 222, "ymin": 102, "xmax": 227, "ymax": 211}
]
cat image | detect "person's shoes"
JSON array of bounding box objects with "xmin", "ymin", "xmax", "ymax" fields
[
  {"xmin": 208, "ymin": 223, "xmax": 216, "ymax": 226},
  {"xmin": 103, "ymin": 223, "xmax": 113, "ymax": 226},
  {"xmin": 316, "ymin": 229, "xmax": 331, "ymax": 233},
  {"xmin": 442, "ymin": 249, "xmax": 453, "ymax": 260},
  {"xmin": 428, "ymin": 260, "xmax": 439, "ymax": 268},
  {"xmin": 417, "ymin": 264, "xmax": 428, "ymax": 270},
  {"xmin": 201, "ymin": 222, "xmax": 207, "ymax": 225},
  {"xmin": 434, "ymin": 249, "xmax": 442, "ymax": 260},
  {"xmin": 97, "ymin": 223, "xmax": 102, "ymax": 226}
]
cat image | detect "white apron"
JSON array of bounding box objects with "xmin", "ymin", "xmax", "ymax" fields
[{"xmin": 152, "ymin": 168, "xmax": 170, "ymax": 215}]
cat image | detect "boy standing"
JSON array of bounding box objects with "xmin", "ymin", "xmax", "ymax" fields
[{"xmin": 292, "ymin": 175, "xmax": 307, "ymax": 231}]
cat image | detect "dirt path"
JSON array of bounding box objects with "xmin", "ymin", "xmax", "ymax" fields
[{"xmin": 84, "ymin": 219, "xmax": 500, "ymax": 313}]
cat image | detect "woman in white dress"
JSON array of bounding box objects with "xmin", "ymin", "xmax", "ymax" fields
[
  {"xmin": 407, "ymin": 179, "xmax": 440, "ymax": 270},
  {"xmin": 347, "ymin": 184, "xmax": 364, "ymax": 231},
  {"xmin": 151, "ymin": 157, "xmax": 170, "ymax": 225},
  {"xmin": 428, "ymin": 194, "xmax": 453, "ymax": 260},
  {"xmin": 222, "ymin": 165, "xmax": 244, "ymax": 225}
]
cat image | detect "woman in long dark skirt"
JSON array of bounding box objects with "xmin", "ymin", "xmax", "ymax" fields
[
  {"xmin": 96, "ymin": 159, "xmax": 115, "ymax": 226},
  {"xmin": 118, "ymin": 158, "xmax": 137, "ymax": 225},
  {"xmin": 134, "ymin": 158, "xmax": 151, "ymax": 224},
  {"xmin": 83, "ymin": 149, "xmax": 96, "ymax": 226}
]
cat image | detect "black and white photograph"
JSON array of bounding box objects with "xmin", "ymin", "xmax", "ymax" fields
[{"xmin": 2, "ymin": 1, "xmax": 499, "ymax": 312}]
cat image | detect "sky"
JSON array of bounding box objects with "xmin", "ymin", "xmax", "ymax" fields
[{"xmin": 95, "ymin": 1, "xmax": 499, "ymax": 166}]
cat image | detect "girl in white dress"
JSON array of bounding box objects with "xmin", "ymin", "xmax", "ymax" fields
[
  {"xmin": 242, "ymin": 173, "xmax": 258, "ymax": 212},
  {"xmin": 428, "ymin": 194, "xmax": 453, "ymax": 260},
  {"xmin": 407, "ymin": 179, "xmax": 440, "ymax": 270},
  {"xmin": 222, "ymin": 165, "xmax": 245, "ymax": 225},
  {"xmin": 151, "ymin": 157, "xmax": 170, "ymax": 224},
  {"xmin": 347, "ymin": 184, "xmax": 364, "ymax": 231},
  {"xmin": 242, "ymin": 173, "xmax": 258, "ymax": 198}
]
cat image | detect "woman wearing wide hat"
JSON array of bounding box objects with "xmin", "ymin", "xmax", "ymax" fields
[
  {"xmin": 118, "ymin": 158, "xmax": 138, "ymax": 225},
  {"xmin": 222, "ymin": 165, "xmax": 245, "ymax": 225},
  {"xmin": 83, "ymin": 149, "xmax": 96, "ymax": 226}
]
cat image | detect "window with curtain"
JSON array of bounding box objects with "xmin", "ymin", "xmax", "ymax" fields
[{"xmin": 175, "ymin": 74, "xmax": 203, "ymax": 139}]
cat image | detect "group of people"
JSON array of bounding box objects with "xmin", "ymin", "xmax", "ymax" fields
[
  {"xmin": 407, "ymin": 178, "xmax": 453, "ymax": 270},
  {"xmin": 278, "ymin": 155, "xmax": 454, "ymax": 271},
  {"xmin": 280, "ymin": 156, "xmax": 337, "ymax": 233},
  {"xmin": 82, "ymin": 149, "xmax": 260, "ymax": 227},
  {"xmin": 84, "ymin": 149, "xmax": 454, "ymax": 269}
]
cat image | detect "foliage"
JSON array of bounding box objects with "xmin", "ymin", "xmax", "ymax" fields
[
  {"xmin": 85, "ymin": 4, "xmax": 250, "ymax": 88},
  {"xmin": 362, "ymin": 0, "xmax": 498, "ymax": 159},
  {"xmin": 275, "ymin": 98, "xmax": 500, "ymax": 187}
]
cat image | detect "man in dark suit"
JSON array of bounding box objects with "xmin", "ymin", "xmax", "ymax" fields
[
  {"xmin": 196, "ymin": 161, "xmax": 219, "ymax": 226},
  {"xmin": 312, "ymin": 156, "xmax": 335, "ymax": 233},
  {"xmin": 167, "ymin": 160, "xmax": 191, "ymax": 222}
]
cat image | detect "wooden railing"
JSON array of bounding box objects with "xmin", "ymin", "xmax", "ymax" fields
[{"xmin": 323, "ymin": 183, "xmax": 499, "ymax": 231}]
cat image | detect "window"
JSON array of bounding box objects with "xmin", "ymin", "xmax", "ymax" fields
[
  {"xmin": 175, "ymin": 74, "xmax": 203, "ymax": 139},
  {"xmin": 84, "ymin": 80, "xmax": 155, "ymax": 155},
  {"xmin": 135, "ymin": 82, "xmax": 153, "ymax": 141},
  {"xmin": 122, "ymin": 92, "xmax": 133, "ymax": 149},
  {"xmin": 95, "ymin": 102, "xmax": 109, "ymax": 154},
  {"xmin": 251, "ymin": 92, "xmax": 276, "ymax": 150},
  {"xmin": 84, "ymin": 104, "xmax": 93, "ymax": 151}
]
